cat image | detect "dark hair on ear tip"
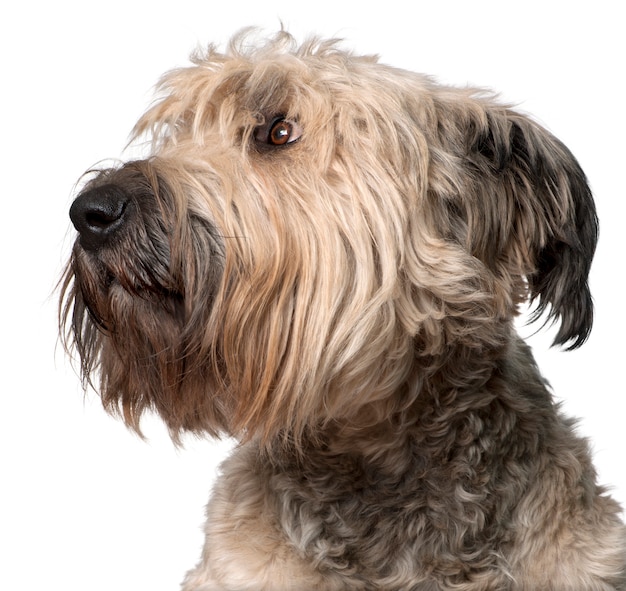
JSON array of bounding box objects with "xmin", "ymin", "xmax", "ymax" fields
[{"xmin": 526, "ymin": 144, "xmax": 599, "ymax": 351}]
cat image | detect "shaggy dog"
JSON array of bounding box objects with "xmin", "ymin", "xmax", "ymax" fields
[{"xmin": 61, "ymin": 32, "xmax": 625, "ymax": 590}]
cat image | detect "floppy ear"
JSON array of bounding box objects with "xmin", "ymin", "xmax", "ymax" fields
[{"xmin": 433, "ymin": 98, "xmax": 598, "ymax": 350}]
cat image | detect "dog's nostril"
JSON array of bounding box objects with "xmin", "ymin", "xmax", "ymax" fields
[
  {"xmin": 70, "ymin": 184, "xmax": 131, "ymax": 250},
  {"xmin": 84, "ymin": 202, "xmax": 127, "ymax": 229}
]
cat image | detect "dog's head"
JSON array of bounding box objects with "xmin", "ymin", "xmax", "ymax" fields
[{"xmin": 61, "ymin": 32, "xmax": 597, "ymax": 442}]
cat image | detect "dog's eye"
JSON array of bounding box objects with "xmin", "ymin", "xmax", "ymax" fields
[{"xmin": 254, "ymin": 117, "xmax": 302, "ymax": 147}]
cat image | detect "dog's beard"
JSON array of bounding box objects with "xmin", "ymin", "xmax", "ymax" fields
[
  {"xmin": 63, "ymin": 215, "xmax": 189, "ymax": 432},
  {"xmin": 60, "ymin": 164, "xmax": 229, "ymax": 438}
]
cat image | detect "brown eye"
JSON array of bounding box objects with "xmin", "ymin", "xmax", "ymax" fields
[
  {"xmin": 269, "ymin": 119, "xmax": 293, "ymax": 145},
  {"xmin": 255, "ymin": 116, "xmax": 302, "ymax": 147}
]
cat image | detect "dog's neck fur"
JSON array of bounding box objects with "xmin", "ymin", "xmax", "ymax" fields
[
  {"xmin": 265, "ymin": 334, "xmax": 553, "ymax": 480},
  {"xmin": 64, "ymin": 34, "xmax": 625, "ymax": 588},
  {"xmin": 246, "ymin": 336, "xmax": 592, "ymax": 584}
]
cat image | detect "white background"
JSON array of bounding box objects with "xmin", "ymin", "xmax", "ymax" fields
[{"xmin": 1, "ymin": 1, "xmax": 624, "ymax": 589}]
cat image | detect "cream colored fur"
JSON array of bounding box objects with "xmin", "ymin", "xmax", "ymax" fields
[{"xmin": 62, "ymin": 32, "xmax": 625, "ymax": 589}]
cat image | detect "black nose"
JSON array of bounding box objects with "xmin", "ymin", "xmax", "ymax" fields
[{"xmin": 70, "ymin": 184, "xmax": 131, "ymax": 250}]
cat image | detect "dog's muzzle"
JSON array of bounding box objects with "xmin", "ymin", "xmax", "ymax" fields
[{"xmin": 70, "ymin": 184, "xmax": 132, "ymax": 251}]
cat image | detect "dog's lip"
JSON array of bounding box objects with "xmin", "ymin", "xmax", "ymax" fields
[
  {"xmin": 105, "ymin": 273, "xmax": 183, "ymax": 302},
  {"xmin": 71, "ymin": 239, "xmax": 178, "ymax": 298},
  {"xmin": 87, "ymin": 278, "xmax": 185, "ymax": 330},
  {"xmin": 71, "ymin": 231, "xmax": 184, "ymax": 323}
]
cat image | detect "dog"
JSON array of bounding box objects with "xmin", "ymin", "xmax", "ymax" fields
[{"xmin": 61, "ymin": 31, "xmax": 625, "ymax": 590}]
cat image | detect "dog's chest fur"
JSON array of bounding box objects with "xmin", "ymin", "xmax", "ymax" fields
[
  {"xmin": 205, "ymin": 337, "xmax": 615, "ymax": 588},
  {"xmin": 63, "ymin": 32, "xmax": 626, "ymax": 589}
]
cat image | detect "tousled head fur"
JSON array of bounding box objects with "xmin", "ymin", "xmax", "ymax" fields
[{"xmin": 61, "ymin": 31, "xmax": 598, "ymax": 444}]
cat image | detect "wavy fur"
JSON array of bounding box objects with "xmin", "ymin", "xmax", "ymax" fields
[{"xmin": 61, "ymin": 31, "xmax": 623, "ymax": 590}]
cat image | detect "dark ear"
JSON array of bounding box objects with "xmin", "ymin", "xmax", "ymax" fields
[
  {"xmin": 514, "ymin": 121, "xmax": 598, "ymax": 350},
  {"xmin": 441, "ymin": 102, "xmax": 598, "ymax": 349}
]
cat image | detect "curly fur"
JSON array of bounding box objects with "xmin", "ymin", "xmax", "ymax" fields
[{"xmin": 60, "ymin": 31, "xmax": 625, "ymax": 590}]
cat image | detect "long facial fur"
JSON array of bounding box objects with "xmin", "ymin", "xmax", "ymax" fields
[
  {"xmin": 59, "ymin": 31, "xmax": 626, "ymax": 590},
  {"xmin": 61, "ymin": 31, "xmax": 597, "ymax": 444}
]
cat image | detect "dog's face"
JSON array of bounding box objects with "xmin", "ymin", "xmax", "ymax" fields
[{"xmin": 61, "ymin": 32, "xmax": 597, "ymax": 442}]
